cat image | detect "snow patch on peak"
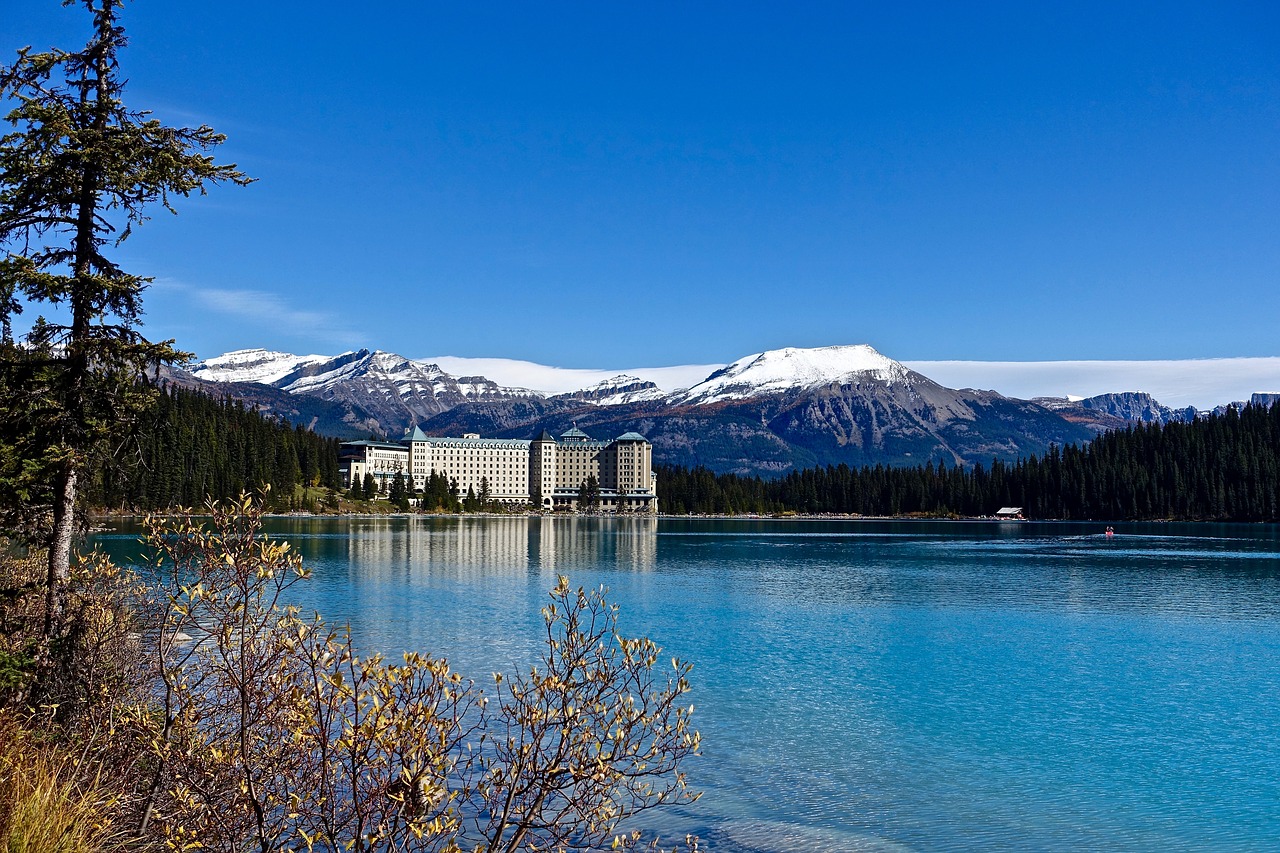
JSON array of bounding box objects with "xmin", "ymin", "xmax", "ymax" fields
[
  {"xmin": 281, "ymin": 350, "xmax": 451, "ymax": 395},
  {"xmin": 556, "ymin": 374, "xmax": 667, "ymax": 406},
  {"xmin": 583, "ymin": 374, "xmax": 644, "ymax": 391},
  {"xmin": 673, "ymin": 344, "xmax": 911, "ymax": 405},
  {"xmin": 454, "ymin": 378, "xmax": 543, "ymax": 398},
  {"xmin": 193, "ymin": 349, "xmax": 335, "ymax": 385}
]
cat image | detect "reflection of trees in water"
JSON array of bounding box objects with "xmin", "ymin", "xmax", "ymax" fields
[
  {"xmin": 137, "ymin": 505, "xmax": 697, "ymax": 852},
  {"xmin": 342, "ymin": 517, "xmax": 658, "ymax": 581}
]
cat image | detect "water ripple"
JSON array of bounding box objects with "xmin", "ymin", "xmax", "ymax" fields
[{"xmin": 91, "ymin": 517, "xmax": 1280, "ymax": 852}]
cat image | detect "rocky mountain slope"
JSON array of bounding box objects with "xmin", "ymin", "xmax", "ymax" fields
[
  {"xmin": 1033, "ymin": 392, "xmax": 1199, "ymax": 433},
  {"xmin": 421, "ymin": 347, "xmax": 1093, "ymax": 474},
  {"xmin": 550, "ymin": 375, "xmax": 666, "ymax": 406},
  {"xmin": 190, "ymin": 349, "xmax": 536, "ymax": 435},
  {"xmin": 186, "ymin": 344, "xmax": 1224, "ymax": 475}
]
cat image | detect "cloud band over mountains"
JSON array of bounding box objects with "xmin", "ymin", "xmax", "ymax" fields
[
  {"xmin": 905, "ymin": 358, "xmax": 1280, "ymax": 410},
  {"xmin": 423, "ymin": 354, "xmax": 1280, "ymax": 410}
]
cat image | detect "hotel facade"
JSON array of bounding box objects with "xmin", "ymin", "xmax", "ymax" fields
[{"xmin": 339, "ymin": 425, "xmax": 657, "ymax": 513}]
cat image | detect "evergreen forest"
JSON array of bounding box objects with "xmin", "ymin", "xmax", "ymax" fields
[
  {"xmin": 657, "ymin": 402, "xmax": 1280, "ymax": 521},
  {"xmin": 93, "ymin": 392, "xmax": 1280, "ymax": 521},
  {"xmin": 87, "ymin": 386, "xmax": 343, "ymax": 511}
]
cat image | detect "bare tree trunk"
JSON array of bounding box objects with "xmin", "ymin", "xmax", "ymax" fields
[{"xmin": 42, "ymin": 467, "xmax": 77, "ymax": 639}]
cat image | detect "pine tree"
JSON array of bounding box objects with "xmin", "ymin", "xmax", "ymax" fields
[
  {"xmin": 577, "ymin": 475, "xmax": 601, "ymax": 512},
  {"xmin": 389, "ymin": 471, "xmax": 409, "ymax": 512},
  {"xmin": 0, "ymin": 0, "xmax": 251, "ymax": 638}
]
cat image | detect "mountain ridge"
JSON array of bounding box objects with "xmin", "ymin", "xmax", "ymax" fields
[
  {"xmin": 184, "ymin": 344, "xmax": 1268, "ymax": 476},
  {"xmin": 184, "ymin": 344, "xmax": 1090, "ymax": 474}
]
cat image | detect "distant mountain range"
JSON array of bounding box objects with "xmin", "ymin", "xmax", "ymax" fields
[{"xmin": 172, "ymin": 344, "xmax": 1274, "ymax": 476}]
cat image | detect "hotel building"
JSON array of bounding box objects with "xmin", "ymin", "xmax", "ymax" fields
[{"xmin": 339, "ymin": 425, "xmax": 657, "ymax": 513}]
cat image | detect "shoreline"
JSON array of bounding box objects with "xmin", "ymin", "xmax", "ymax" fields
[{"xmin": 89, "ymin": 507, "xmax": 1223, "ymax": 525}]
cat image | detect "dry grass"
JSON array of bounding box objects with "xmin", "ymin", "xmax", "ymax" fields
[
  {"xmin": 0, "ymin": 714, "xmax": 133, "ymax": 853},
  {"xmin": 0, "ymin": 548, "xmax": 150, "ymax": 851}
]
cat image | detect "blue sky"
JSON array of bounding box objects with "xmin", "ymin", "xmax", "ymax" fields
[{"xmin": 4, "ymin": 1, "xmax": 1279, "ymax": 369}]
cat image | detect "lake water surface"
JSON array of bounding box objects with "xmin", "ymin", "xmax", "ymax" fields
[{"xmin": 94, "ymin": 517, "xmax": 1280, "ymax": 852}]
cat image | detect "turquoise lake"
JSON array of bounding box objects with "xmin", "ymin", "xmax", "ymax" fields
[{"xmin": 93, "ymin": 517, "xmax": 1280, "ymax": 852}]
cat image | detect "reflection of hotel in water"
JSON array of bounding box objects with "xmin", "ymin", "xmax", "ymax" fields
[{"xmin": 341, "ymin": 516, "xmax": 657, "ymax": 580}]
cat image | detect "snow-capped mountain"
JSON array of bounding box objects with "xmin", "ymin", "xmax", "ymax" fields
[
  {"xmin": 422, "ymin": 344, "xmax": 1095, "ymax": 474},
  {"xmin": 191, "ymin": 348, "xmax": 540, "ymax": 431},
  {"xmin": 195, "ymin": 348, "xmax": 535, "ymax": 399},
  {"xmin": 192, "ymin": 344, "xmax": 925, "ymax": 415},
  {"xmin": 670, "ymin": 344, "xmax": 910, "ymax": 405},
  {"xmin": 187, "ymin": 343, "xmax": 1239, "ymax": 475},
  {"xmin": 193, "ymin": 349, "xmax": 335, "ymax": 385},
  {"xmin": 552, "ymin": 375, "xmax": 667, "ymax": 406}
]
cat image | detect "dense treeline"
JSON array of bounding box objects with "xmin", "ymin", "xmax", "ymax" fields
[
  {"xmin": 657, "ymin": 402, "xmax": 1280, "ymax": 521},
  {"xmin": 80, "ymin": 391, "xmax": 1280, "ymax": 520},
  {"xmin": 88, "ymin": 386, "xmax": 342, "ymax": 510}
]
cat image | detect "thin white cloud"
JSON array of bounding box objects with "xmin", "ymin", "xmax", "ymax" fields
[
  {"xmin": 191, "ymin": 286, "xmax": 367, "ymax": 350},
  {"xmin": 905, "ymin": 358, "xmax": 1280, "ymax": 410},
  {"xmin": 420, "ymin": 356, "xmax": 721, "ymax": 396}
]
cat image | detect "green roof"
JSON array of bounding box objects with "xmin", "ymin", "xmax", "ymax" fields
[
  {"xmin": 615, "ymin": 432, "xmax": 648, "ymax": 442},
  {"xmin": 340, "ymin": 440, "xmax": 407, "ymax": 450}
]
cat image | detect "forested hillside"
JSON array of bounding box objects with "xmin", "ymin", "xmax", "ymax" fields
[
  {"xmin": 88, "ymin": 387, "xmax": 343, "ymax": 511},
  {"xmin": 658, "ymin": 402, "xmax": 1280, "ymax": 521},
  {"xmin": 99, "ymin": 393, "xmax": 1280, "ymax": 520}
]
